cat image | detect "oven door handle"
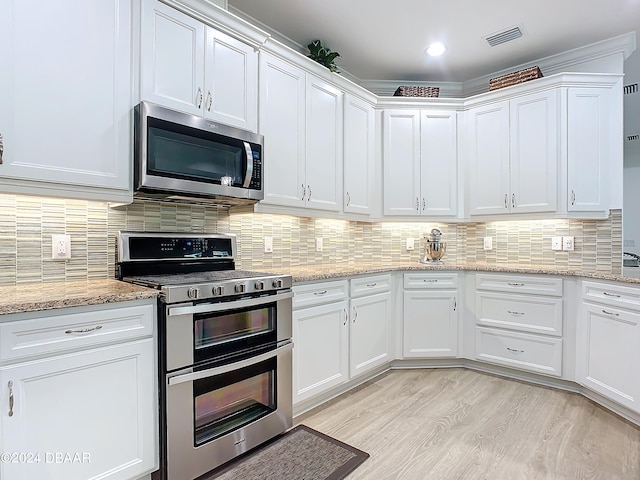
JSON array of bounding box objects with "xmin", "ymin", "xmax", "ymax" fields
[
  {"xmin": 167, "ymin": 341, "xmax": 293, "ymax": 386},
  {"xmin": 167, "ymin": 291, "xmax": 293, "ymax": 317}
]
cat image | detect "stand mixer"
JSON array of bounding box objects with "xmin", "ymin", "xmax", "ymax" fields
[{"xmin": 420, "ymin": 228, "xmax": 446, "ymax": 265}]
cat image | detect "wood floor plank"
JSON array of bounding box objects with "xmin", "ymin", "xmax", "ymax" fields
[{"xmin": 296, "ymin": 369, "xmax": 640, "ymax": 479}]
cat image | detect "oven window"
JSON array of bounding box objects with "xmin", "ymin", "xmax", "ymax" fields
[
  {"xmin": 193, "ymin": 357, "xmax": 276, "ymax": 446},
  {"xmin": 194, "ymin": 304, "xmax": 275, "ymax": 350}
]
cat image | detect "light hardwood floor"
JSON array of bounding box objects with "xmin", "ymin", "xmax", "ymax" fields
[{"xmin": 295, "ymin": 368, "xmax": 640, "ymax": 480}]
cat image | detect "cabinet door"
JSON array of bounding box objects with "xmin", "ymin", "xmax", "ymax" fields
[
  {"xmin": 204, "ymin": 27, "xmax": 258, "ymax": 131},
  {"xmin": 350, "ymin": 292, "xmax": 391, "ymax": 378},
  {"xmin": 420, "ymin": 110, "xmax": 458, "ymax": 216},
  {"xmin": 383, "ymin": 110, "xmax": 421, "ymax": 215},
  {"xmin": 293, "ymin": 301, "xmax": 348, "ymax": 404},
  {"xmin": 567, "ymin": 88, "xmax": 610, "ymax": 212},
  {"xmin": 140, "ymin": 0, "xmax": 205, "ymax": 115},
  {"xmin": 0, "ymin": 0, "xmax": 133, "ymax": 199},
  {"xmin": 259, "ymin": 53, "xmax": 306, "ymax": 207},
  {"xmin": 510, "ymin": 90, "xmax": 558, "ymax": 213},
  {"xmin": 577, "ymin": 302, "xmax": 640, "ymax": 412},
  {"xmin": 467, "ymin": 101, "xmax": 510, "ymax": 216},
  {"xmin": 343, "ymin": 95, "xmax": 375, "ymax": 215},
  {"xmin": 305, "ymin": 75, "xmax": 343, "ymax": 212},
  {"xmin": 403, "ymin": 290, "xmax": 458, "ymax": 358},
  {"xmin": 0, "ymin": 340, "xmax": 156, "ymax": 480}
]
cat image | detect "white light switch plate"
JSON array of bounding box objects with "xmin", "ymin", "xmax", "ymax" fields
[
  {"xmin": 483, "ymin": 237, "xmax": 492, "ymax": 250},
  {"xmin": 316, "ymin": 238, "xmax": 323, "ymax": 252},
  {"xmin": 263, "ymin": 236, "xmax": 273, "ymax": 253},
  {"xmin": 406, "ymin": 238, "xmax": 415, "ymax": 251},
  {"xmin": 551, "ymin": 236, "xmax": 563, "ymax": 251}
]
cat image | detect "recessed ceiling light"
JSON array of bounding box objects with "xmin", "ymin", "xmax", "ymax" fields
[{"xmin": 426, "ymin": 42, "xmax": 446, "ymax": 56}]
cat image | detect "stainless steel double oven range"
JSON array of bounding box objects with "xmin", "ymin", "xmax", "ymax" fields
[{"xmin": 117, "ymin": 232, "xmax": 293, "ymax": 480}]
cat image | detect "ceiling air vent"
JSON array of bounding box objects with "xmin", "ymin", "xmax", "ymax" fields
[
  {"xmin": 486, "ymin": 27, "xmax": 523, "ymax": 47},
  {"xmin": 624, "ymin": 83, "xmax": 638, "ymax": 95},
  {"xmin": 628, "ymin": 134, "xmax": 640, "ymax": 142}
]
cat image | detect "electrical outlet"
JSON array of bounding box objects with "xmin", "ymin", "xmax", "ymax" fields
[
  {"xmin": 316, "ymin": 237, "xmax": 323, "ymax": 252},
  {"xmin": 263, "ymin": 236, "xmax": 273, "ymax": 253},
  {"xmin": 51, "ymin": 234, "xmax": 71, "ymax": 260},
  {"xmin": 406, "ymin": 238, "xmax": 415, "ymax": 251},
  {"xmin": 563, "ymin": 236, "xmax": 575, "ymax": 251},
  {"xmin": 483, "ymin": 237, "xmax": 493, "ymax": 250},
  {"xmin": 551, "ymin": 236, "xmax": 563, "ymax": 251}
]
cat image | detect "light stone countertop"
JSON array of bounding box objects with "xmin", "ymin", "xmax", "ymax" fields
[
  {"xmin": 1, "ymin": 263, "xmax": 639, "ymax": 316},
  {"xmin": 274, "ymin": 262, "xmax": 640, "ymax": 285},
  {"xmin": 0, "ymin": 279, "xmax": 159, "ymax": 316}
]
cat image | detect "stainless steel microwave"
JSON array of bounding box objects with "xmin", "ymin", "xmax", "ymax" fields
[{"xmin": 134, "ymin": 101, "xmax": 264, "ymax": 206}]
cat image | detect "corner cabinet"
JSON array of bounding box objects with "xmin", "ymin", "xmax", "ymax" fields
[
  {"xmin": 383, "ymin": 109, "xmax": 458, "ymax": 217},
  {"xmin": 259, "ymin": 52, "xmax": 343, "ymax": 212},
  {"xmin": 0, "ymin": 0, "xmax": 134, "ymax": 203},
  {"xmin": 0, "ymin": 301, "xmax": 158, "ymax": 480},
  {"xmin": 403, "ymin": 273, "xmax": 459, "ymax": 357},
  {"xmin": 467, "ymin": 90, "xmax": 558, "ymax": 216},
  {"xmin": 140, "ymin": 0, "xmax": 258, "ymax": 131}
]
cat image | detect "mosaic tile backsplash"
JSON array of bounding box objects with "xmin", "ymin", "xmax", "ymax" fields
[{"xmin": 0, "ymin": 194, "xmax": 622, "ymax": 285}]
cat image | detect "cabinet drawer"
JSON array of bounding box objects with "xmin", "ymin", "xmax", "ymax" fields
[
  {"xmin": 350, "ymin": 274, "xmax": 391, "ymax": 298},
  {"xmin": 0, "ymin": 304, "xmax": 154, "ymax": 362},
  {"xmin": 476, "ymin": 274, "xmax": 563, "ymax": 296},
  {"xmin": 293, "ymin": 280, "xmax": 348, "ymax": 309},
  {"xmin": 582, "ymin": 280, "xmax": 640, "ymax": 311},
  {"xmin": 476, "ymin": 292, "xmax": 563, "ymax": 336},
  {"xmin": 404, "ymin": 272, "xmax": 458, "ymax": 289},
  {"xmin": 475, "ymin": 327, "xmax": 562, "ymax": 377}
]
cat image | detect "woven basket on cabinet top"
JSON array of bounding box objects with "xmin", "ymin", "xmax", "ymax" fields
[
  {"xmin": 489, "ymin": 66, "xmax": 543, "ymax": 91},
  {"xmin": 393, "ymin": 86, "xmax": 440, "ymax": 97}
]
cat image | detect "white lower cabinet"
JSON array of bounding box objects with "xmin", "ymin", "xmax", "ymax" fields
[
  {"xmin": 577, "ymin": 281, "xmax": 640, "ymax": 413},
  {"xmin": 0, "ymin": 302, "xmax": 157, "ymax": 480},
  {"xmin": 403, "ymin": 273, "xmax": 459, "ymax": 358},
  {"xmin": 293, "ymin": 275, "xmax": 392, "ymax": 405},
  {"xmin": 292, "ymin": 281, "xmax": 349, "ymax": 404}
]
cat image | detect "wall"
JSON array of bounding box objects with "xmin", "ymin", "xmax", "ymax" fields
[{"xmin": 0, "ymin": 194, "xmax": 622, "ymax": 286}]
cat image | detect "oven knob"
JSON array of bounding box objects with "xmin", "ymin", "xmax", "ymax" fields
[
  {"xmin": 187, "ymin": 287, "xmax": 199, "ymax": 299},
  {"xmin": 235, "ymin": 283, "xmax": 246, "ymax": 293},
  {"xmin": 212, "ymin": 285, "xmax": 224, "ymax": 296},
  {"xmin": 255, "ymin": 280, "xmax": 265, "ymax": 291},
  {"xmin": 272, "ymin": 278, "xmax": 283, "ymax": 289}
]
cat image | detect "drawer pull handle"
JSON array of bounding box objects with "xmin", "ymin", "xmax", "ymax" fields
[
  {"xmin": 8, "ymin": 381, "xmax": 14, "ymax": 417},
  {"xmin": 602, "ymin": 309, "xmax": 620, "ymax": 317},
  {"xmin": 507, "ymin": 310, "xmax": 525, "ymax": 316},
  {"xmin": 352, "ymin": 306, "xmax": 358, "ymax": 323},
  {"xmin": 508, "ymin": 283, "xmax": 525, "ymax": 287},
  {"xmin": 343, "ymin": 308, "xmax": 348, "ymax": 326},
  {"xmin": 453, "ymin": 297, "xmax": 457, "ymax": 311},
  {"xmin": 506, "ymin": 347, "xmax": 524, "ymax": 353},
  {"xmin": 366, "ymin": 283, "xmax": 377, "ymax": 287},
  {"xmin": 602, "ymin": 292, "xmax": 621, "ymax": 298},
  {"xmin": 65, "ymin": 325, "xmax": 103, "ymax": 335},
  {"xmin": 423, "ymin": 279, "xmax": 438, "ymax": 283},
  {"xmin": 313, "ymin": 290, "xmax": 328, "ymax": 296}
]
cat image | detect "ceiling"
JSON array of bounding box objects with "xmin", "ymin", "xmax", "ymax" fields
[{"xmin": 228, "ymin": 0, "xmax": 640, "ymax": 83}]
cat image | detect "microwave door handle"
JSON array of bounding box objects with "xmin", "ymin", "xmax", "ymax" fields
[
  {"xmin": 242, "ymin": 141, "xmax": 254, "ymax": 188},
  {"xmin": 167, "ymin": 341, "xmax": 293, "ymax": 386}
]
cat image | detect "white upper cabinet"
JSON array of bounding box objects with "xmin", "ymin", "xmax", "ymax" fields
[
  {"xmin": 343, "ymin": 95, "xmax": 375, "ymax": 215},
  {"xmin": 259, "ymin": 53, "xmax": 307, "ymax": 208},
  {"xmin": 383, "ymin": 109, "xmax": 458, "ymax": 217},
  {"xmin": 258, "ymin": 52, "xmax": 343, "ymax": 213},
  {"xmin": 420, "ymin": 110, "xmax": 458, "ymax": 216},
  {"xmin": 0, "ymin": 0, "xmax": 133, "ymax": 202},
  {"xmin": 305, "ymin": 76, "xmax": 343, "ymax": 211},
  {"xmin": 567, "ymin": 87, "xmax": 610, "ymax": 212},
  {"xmin": 468, "ymin": 89, "xmax": 558, "ymax": 216},
  {"xmin": 140, "ymin": 0, "xmax": 258, "ymax": 131}
]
